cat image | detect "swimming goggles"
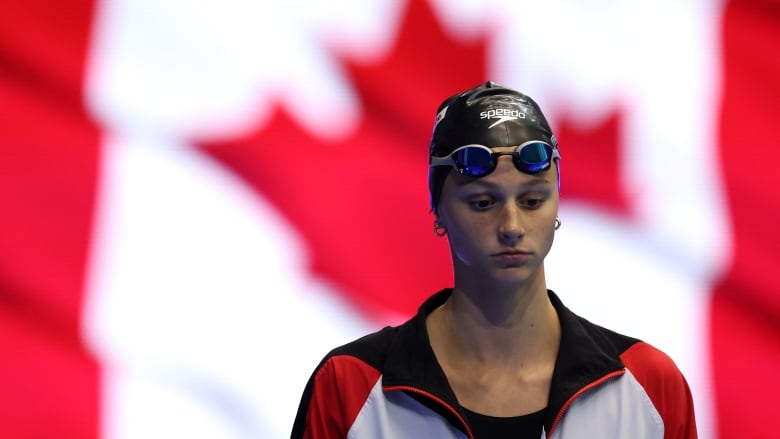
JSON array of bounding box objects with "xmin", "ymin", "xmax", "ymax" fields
[{"xmin": 430, "ymin": 141, "xmax": 560, "ymax": 178}]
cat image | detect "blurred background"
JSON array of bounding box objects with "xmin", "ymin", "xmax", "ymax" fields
[{"xmin": 2, "ymin": 0, "xmax": 779, "ymax": 437}]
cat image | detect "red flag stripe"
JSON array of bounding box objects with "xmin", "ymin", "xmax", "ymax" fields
[
  {"xmin": 0, "ymin": 0, "xmax": 101, "ymax": 436},
  {"xmin": 712, "ymin": 0, "xmax": 780, "ymax": 437}
]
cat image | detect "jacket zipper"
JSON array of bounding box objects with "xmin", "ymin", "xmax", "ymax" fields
[
  {"xmin": 547, "ymin": 369, "xmax": 625, "ymax": 437},
  {"xmin": 383, "ymin": 385, "xmax": 475, "ymax": 439}
]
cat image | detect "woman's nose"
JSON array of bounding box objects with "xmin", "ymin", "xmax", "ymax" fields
[{"xmin": 497, "ymin": 204, "xmax": 525, "ymax": 245}]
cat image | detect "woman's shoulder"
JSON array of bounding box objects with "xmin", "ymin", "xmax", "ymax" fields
[
  {"xmin": 620, "ymin": 340, "xmax": 689, "ymax": 385},
  {"xmin": 552, "ymin": 291, "xmax": 691, "ymax": 388},
  {"xmin": 327, "ymin": 324, "xmax": 402, "ymax": 364},
  {"xmin": 563, "ymin": 302, "xmax": 688, "ymax": 383},
  {"xmin": 321, "ymin": 289, "xmax": 448, "ymax": 370},
  {"xmin": 315, "ymin": 313, "xmax": 417, "ymax": 374}
]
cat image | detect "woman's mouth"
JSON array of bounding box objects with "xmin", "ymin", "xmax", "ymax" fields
[{"xmin": 491, "ymin": 250, "xmax": 532, "ymax": 264}]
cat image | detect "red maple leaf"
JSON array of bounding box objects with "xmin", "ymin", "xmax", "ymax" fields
[
  {"xmin": 200, "ymin": 0, "xmax": 627, "ymax": 320},
  {"xmin": 200, "ymin": 0, "xmax": 484, "ymax": 320}
]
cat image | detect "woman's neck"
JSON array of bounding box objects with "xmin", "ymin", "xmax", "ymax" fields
[{"xmin": 428, "ymin": 275, "xmax": 561, "ymax": 369}]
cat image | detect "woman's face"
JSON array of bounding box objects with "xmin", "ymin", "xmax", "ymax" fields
[{"xmin": 435, "ymin": 147, "xmax": 559, "ymax": 288}]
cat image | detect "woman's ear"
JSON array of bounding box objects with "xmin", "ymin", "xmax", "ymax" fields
[{"xmin": 433, "ymin": 213, "xmax": 447, "ymax": 237}]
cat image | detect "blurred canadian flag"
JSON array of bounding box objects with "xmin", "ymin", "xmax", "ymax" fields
[{"xmin": 2, "ymin": 0, "xmax": 779, "ymax": 437}]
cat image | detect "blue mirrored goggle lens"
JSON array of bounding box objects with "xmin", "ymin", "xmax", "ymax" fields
[
  {"xmin": 454, "ymin": 147, "xmax": 494, "ymax": 177},
  {"xmin": 517, "ymin": 142, "xmax": 552, "ymax": 173}
]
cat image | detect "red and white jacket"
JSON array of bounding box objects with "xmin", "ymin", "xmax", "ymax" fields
[{"xmin": 291, "ymin": 289, "xmax": 698, "ymax": 439}]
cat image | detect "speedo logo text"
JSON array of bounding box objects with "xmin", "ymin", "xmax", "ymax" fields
[{"xmin": 480, "ymin": 108, "xmax": 526, "ymax": 128}]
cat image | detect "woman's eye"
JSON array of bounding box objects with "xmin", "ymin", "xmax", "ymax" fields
[
  {"xmin": 469, "ymin": 198, "xmax": 494, "ymax": 210},
  {"xmin": 522, "ymin": 197, "xmax": 544, "ymax": 209}
]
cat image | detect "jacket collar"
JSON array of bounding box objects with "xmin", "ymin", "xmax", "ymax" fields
[{"xmin": 381, "ymin": 288, "xmax": 633, "ymax": 432}]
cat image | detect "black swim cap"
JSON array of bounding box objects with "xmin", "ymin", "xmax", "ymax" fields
[{"xmin": 428, "ymin": 81, "xmax": 559, "ymax": 212}]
